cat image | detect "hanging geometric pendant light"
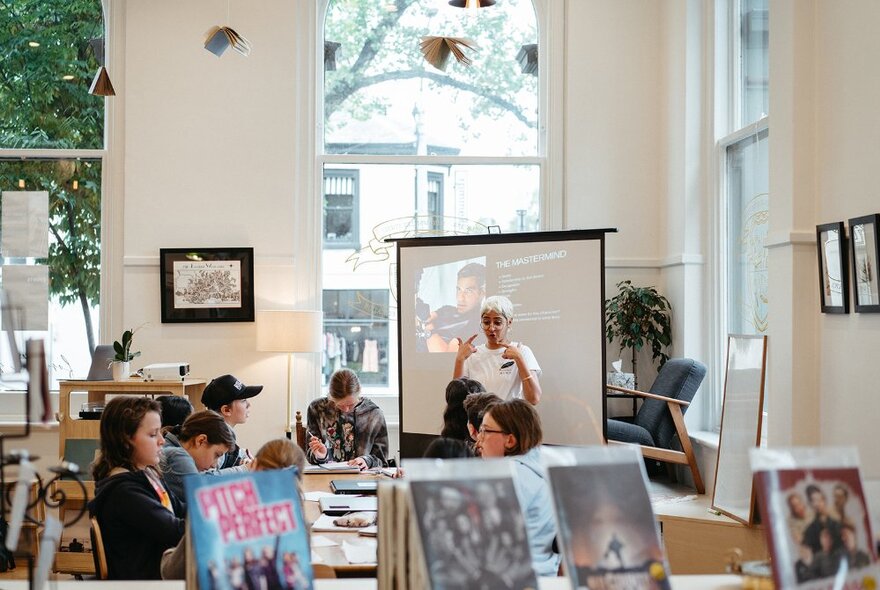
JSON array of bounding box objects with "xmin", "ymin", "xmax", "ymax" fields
[
  {"xmin": 448, "ymin": 0, "xmax": 496, "ymax": 7},
  {"xmin": 89, "ymin": 66, "xmax": 115, "ymax": 96}
]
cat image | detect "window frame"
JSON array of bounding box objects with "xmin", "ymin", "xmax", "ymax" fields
[
  {"xmin": 708, "ymin": 0, "xmax": 769, "ymax": 431},
  {"xmin": 0, "ymin": 0, "xmax": 116, "ymax": 419}
]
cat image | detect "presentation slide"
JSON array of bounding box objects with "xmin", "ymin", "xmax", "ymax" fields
[{"xmin": 398, "ymin": 230, "xmax": 610, "ymax": 452}]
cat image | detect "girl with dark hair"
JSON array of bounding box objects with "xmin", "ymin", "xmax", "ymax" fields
[
  {"xmin": 88, "ymin": 396, "xmax": 185, "ymax": 580},
  {"xmin": 156, "ymin": 395, "xmax": 194, "ymax": 429},
  {"xmin": 422, "ymin": 437, "xmax": 474, "ymax": 459},
  {"xmin": 159, "ymin": 410, "xmax": 236, "ymax": 500},
  {"xmin": 477, "ymin": 399, "xmax": 559, "ymax": 576},
  {"xmin": 306, "ymin": 368, "xmax": 389, "ymax": 470},
  {"xmin": 462, "ymin": 392, "xmax": 502, "ymax": 450},
  {"xmin": 440, "ymin": 377, "xmax": 486, "ymax": 440}
]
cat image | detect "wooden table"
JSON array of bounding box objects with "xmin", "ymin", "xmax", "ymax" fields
[
  {"xmin": 0, "ymin": 575, "xmax": 748, "ymax": 588},
  {"xmin": 301, "ymin": 471, "xmax": 382, "ymax": 576},
  {"xmin": 654, "ymin": 493, "xmax": 768, "ymax": 574},
  {"xmin": 56, "ymin": 379, "xmax": 207, "ymax": 458}
]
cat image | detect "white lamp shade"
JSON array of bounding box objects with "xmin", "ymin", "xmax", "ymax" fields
[{"xmin": 256, "ymin": 310, "xmax": 323, "ymax": 353}]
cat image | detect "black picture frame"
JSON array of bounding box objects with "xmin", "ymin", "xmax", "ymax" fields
[
  {"xmin": 849, "ymin": 214, "xmax": 880, "ymax": 313},
  {"xmin": 159, "ymin": 247, "xmax": 255, "ymax": 323},
  {"xmin": 816, "ymin": 222, "xmax": 849, "ymax": 314}
]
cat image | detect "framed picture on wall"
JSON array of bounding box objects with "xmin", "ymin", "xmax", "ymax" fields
[
  {"xmin": 816, "ymin": 222, "xmax": 849, "ymax": 314},
  {"xmin": 159, "ymin": 247, "xmax": 255, "ymax": 323},
  {"xmin": 848, "ymin": 214, "xmax": 880, "ymax": 313}
]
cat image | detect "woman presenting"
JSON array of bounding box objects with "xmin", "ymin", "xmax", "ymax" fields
[{"xmin": 453, "ymin": 295, "xmax": 542, "ymax": 405}]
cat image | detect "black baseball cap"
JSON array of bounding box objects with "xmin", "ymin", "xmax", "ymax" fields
[{"xmin": 201, "ymin": 374, "xmax": 263, "ymax": 410}]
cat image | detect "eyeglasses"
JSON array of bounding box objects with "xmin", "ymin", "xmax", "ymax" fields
[{"xmin": 478, "ymin": 426, "xmax": 507, "ymax": 436}]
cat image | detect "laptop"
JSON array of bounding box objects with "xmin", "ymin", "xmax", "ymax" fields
[
  {"xmin": 318, "ymin": 495, "xmax": 378, "ymax": 516},
  {"xmin": 330, "ymin": 479, "xmax": 378, "ymax": 495},
  {"xmin": 86, "ymin": 345, "xmax": 115, "ymax": 381}
]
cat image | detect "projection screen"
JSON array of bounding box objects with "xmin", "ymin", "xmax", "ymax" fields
[{"xmin": 395, "ymin": 229, "xmax": 613, "ymax": 457}]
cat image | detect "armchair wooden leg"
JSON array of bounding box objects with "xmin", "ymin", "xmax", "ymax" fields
[{"xmin": 668, "ymin": 403, "xmax": 705, "ymax": 494}]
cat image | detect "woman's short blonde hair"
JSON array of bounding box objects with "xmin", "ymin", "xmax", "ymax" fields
[
  {"xmin": 484, "ymin": 399, "xmax": 542, "ymax": 456},
  {"xmin": 253, "ymin": 438, "xmax": 306, "ymax": 478},
  {"xmin": 480, "ymin": 295, "xmax": 514, "ymax": 321}
]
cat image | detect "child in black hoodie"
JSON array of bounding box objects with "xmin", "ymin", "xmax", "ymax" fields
[{"xmin": 88, "ymin": 397, "xmax": 185, "ymax": 579}]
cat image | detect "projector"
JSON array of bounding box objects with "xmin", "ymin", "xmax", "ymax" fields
[{"xmin": 142, "ymin": 362, "xmax": 190, "ymax": 382}]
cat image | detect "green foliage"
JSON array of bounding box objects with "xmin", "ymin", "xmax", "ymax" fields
[
  {"xmin": 112, "ymin": 328, "xmax": 140, "ymax": 363},
  {"xmin": 0, "ymin": 0, "xmax": 105, "ymax": 149},
  {"xmin": 0, "ymin": 0, "xmax": 104, "ymax": 353},
  {"xmin": 605, "ymin": 280, "xmax": 673, "ymax": 385},
  {"xmin": 324, "ymin": 0, "xmax": 538, "ymax": 145}
]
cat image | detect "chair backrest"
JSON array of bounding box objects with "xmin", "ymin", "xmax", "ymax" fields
[
  {"xmin": 634, "ymin": 358, "xmax": 707, "ymax": 448},
  {"xmin": 90, "ymin": 516, "xmax": 108, "ymax": 580},
  {"xmin": 312, "ymin": 563, "xmax": 337, "ymax": 579},
  {"xmin": 294, "ymin": 410, "xmax": 307, "ymax": 452}
]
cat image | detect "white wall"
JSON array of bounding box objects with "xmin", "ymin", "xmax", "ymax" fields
[
  {"xmin": 810, "ymin": 0, "xmax": 880, "ymax": 477},
  {"xmin": 120, "ymin": 0, "xmax": 309, "ymax": 450}
]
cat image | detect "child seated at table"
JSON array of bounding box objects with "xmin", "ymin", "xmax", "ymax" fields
[{"xmin": 89, "ymin": 396, "xmax": 185, "ymax": 580}]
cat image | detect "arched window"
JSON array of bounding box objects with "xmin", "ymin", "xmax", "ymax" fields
[
  {"xmin": 0, "ymin": 0, "xmax": 106, "ymax": 389},
  {"xmin": 320, "ymin": 0, "xmax": 543, "ymax": 394}
]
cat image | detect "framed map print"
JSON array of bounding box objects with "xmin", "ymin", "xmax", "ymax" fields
[{"xmin": 159, "ymin": 247, "xmax": 254, "ymax": 323}]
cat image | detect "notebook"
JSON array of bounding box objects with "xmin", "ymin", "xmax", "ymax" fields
[
  {"xmin": 318, "ymin": 495, "xmax": 378, "ymax": 515},
  {"xmin": 330, "ymin": 479, "xmax": 378, "ymax": 495}
]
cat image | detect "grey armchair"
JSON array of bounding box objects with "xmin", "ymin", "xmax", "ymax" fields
[{"xmin": 605, "ymin": 358, "xmax": 707, "ymax": 493}]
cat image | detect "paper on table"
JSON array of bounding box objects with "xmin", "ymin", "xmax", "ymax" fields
[
  {"xmin": 304, "ymin": 490, "xmax": 334, "ymax": 502},
  {"xmin": 342, "ymin": 539, "xmax": 377, "ymax": 564},
  {"xmin": 310, "ymin": 535, "xmax": 339, "ymax": 547},
  {"xmin": 1, "ymin": 265, "xmax": 48, "ymax": 330},
  {"xmin": 311, "ymin": 550, "xmax": 324, "ymax": 564},
  {"xmin": 320, "ymin": 461, "xmax": 360, "ymax": 473},
  {"xmin": 1, "ymin": 191, "xmax": 48, "ymax": 258}
]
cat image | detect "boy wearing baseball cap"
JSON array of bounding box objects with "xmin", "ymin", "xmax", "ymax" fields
[{"xmin": 200, "ymin": 374, "xmax": 262, "ymax": 470}]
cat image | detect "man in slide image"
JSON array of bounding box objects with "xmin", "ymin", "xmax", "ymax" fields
[{"xmin": 424, "ymin": 262, "xmax": 486, "ymax": 352}]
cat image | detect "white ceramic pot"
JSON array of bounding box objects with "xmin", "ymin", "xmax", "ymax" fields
[{"xmin": 111, "ymin": 361, "xmax": 131, "ymax": 381}]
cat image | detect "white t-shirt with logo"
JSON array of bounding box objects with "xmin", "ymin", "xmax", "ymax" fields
[{"xmin": 462, "ymin": 342, "xmax": 541, "ymax": 400}]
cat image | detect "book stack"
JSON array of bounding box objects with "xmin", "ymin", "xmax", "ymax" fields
[
  {"xmin": 379, "ymin": 458, "xmax": 538, "ymax": 589},
  {"xmin": 751, "ymin": 447, "xmax": 880, "ymax": 589}
]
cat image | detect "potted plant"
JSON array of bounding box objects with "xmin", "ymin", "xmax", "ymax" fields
[
  {"xmin": 110, "ymin": 328, "xmax": 141, "ymax": 381},
  {"xmin": 605, "ymin": 280, "xmax": 672, "ymax": 389}
]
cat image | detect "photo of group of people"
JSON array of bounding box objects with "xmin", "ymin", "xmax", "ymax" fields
[
  {"xmin": 760, "ymin": 468, "xmax": 877, "ymax": 586},
  {"xmin": 410, "ymin": 478, "xmax": 537, "ymax": 589},
  {"xmin": 208, "ymin": 544, "xmax": 310, "ymax": 590},
  {"xmin": 414, "ymin": 258, "xmax": 487, "ymax": 353}
]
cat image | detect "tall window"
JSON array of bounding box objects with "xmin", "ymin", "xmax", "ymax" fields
[
  {"xmin": 0, "ymin": 0, "xmax": 105, "ymax": 396},
  {"xmin": 712, "ymin": 0, "xmax": 769, "ymax": 427},
  {"xmin": 321, "ymin": 0, "xmax": 542, "ymax": 397}
]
